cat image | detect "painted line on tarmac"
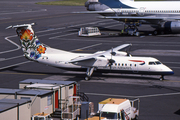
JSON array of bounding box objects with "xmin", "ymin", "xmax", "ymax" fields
[
  {"xmin": 38, "ymin": 20, "xmax": 119, "ymax": 38},
  {"xmin": 0, "ymin": 61, "xmax": 31, "ymax": 70},
  {"xmin": 57, "ymin": 38, "xmax": 180, "ymax": 46},
  {"xmin": 164, "ymin": 80, "xmax": 180, "ymax": 83},
  {"xmin": 71, "ymin": 43, "xmax": 102, "ymax": 51},
  {"xmin": 164, "ymin": 62, "xmax": 180, "ymax": 64},
  {"xmin": 0, "ymin": 13, "xmax": 75, "ymax": 24},
  {"xmin": 0, "ymin": 9, "xmax": 47, "ymax": 15},
  {"xmin": 36, "ymin": 20, "xmax": 109, "ymax": 34},
  {"xmin": 38, "ymin": 29, "xmax": 77, "ymax": 37},
  {"xmin": 0, "ymin": 35, "xmax": 21, "ymax": 54},
  {"xmin": 0, "ymin": 72, "xmax": 46, "ymax": 76},
  {"xmin": 170, "ymin": 66, "xmax": 180, "ymax": 69},
  {"xmin": 85, "ymin": 92, "xmax": 180, "ymax": 98},
  {"xmin": 0, "ymin": 55, "xmax": 23, "ymax": 61},
  {"xmin": 2, "ymin": 19, "xmax": 108, "ymax": 54},
  {"xmin": 49, "ymin": 32, "xmax": 77, "ymax": 39},
  {"xmin": 48, "ymin": 23, "xmax": 121, "ymax": 39}
]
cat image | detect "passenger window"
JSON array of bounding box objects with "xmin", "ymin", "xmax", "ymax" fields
[
  {"xmin": 118, "ymin": 63, "xmax": 120, "ymax": 66},
  {"xmin": 122, "ymin": 64, "xmax": 124, "ymax": 66},
  {"xmin": 125, "ymin": 64, "xmax": 127, "ymax": 66},
  {"xmin": 130, "ymin": 64, "xmax": 132, "ymax": 66},
  {"xmin": 134, "ymin": 64, "xmax": 136, "ymax": 67}
]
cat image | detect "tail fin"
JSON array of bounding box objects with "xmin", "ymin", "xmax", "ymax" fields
[{"xmin": 6, "ymin": 23, "xmax": 47, "ymax": 60}]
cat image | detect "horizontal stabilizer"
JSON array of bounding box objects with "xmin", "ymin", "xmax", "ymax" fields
[{"xmin": 6, "ymin": 23, "xmax": 35, "ymax": 29}]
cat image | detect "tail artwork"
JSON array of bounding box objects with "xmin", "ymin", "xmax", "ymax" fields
[{"xmin": 6, "ymin": 23, "xmax": 47, "ymax": 61}]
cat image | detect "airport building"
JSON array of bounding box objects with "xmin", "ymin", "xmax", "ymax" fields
[{"xmin": 19, "ymin": 79, "xmax": 78, "ymax": 111}]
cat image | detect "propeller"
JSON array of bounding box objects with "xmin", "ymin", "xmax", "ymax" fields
[{"xmin": 126, "ymin": 44, "xmax": 132, "ymax": 56}]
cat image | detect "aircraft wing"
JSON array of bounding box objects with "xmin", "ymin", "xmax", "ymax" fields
[
  {"xmin": 101, "ymin": 44, "xmax": 131, "ymax": 56},
  {"xmin": 98, "ymin": 16, "xmax": 180, "ymax": 20},
  {"xmin": 70, "ymin": 56, "xmax": 109, "ymax": 67},
  {"xmin": 69, "ymin": 44, "xmax": 131, "ymax": 66}
]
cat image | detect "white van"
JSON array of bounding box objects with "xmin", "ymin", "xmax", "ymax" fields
[{"xmin": 98, "ymin": 98, "xmax": 139, "ymax": 120}]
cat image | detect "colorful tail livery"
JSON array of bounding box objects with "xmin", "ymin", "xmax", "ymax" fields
[
  {"xmin": 7, "ymin": 23, "xmax": 174, "ymax": 80},
  {"xmin": 6, "ymin": 23, "xmax": 47, "ymax": 60}
]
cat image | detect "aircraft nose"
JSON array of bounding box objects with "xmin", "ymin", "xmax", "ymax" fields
[{"xmin": 161, "ymin": 65, "xmax": 174, "ymax": 75}]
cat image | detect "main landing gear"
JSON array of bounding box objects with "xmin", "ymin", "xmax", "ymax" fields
[
  {"xmin": 85, "ymin": 67, "xmax": 94, "ymax": 81},
  {"xmin": 122, "ymin": 23, "xmax": 140, "ymax": 36}
]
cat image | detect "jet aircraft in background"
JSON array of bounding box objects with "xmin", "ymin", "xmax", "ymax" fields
[
  {"xmin": 80, "ymin": 0, "xmax": 180, "ymax": 35},
  {"xmin": 7, "ymin": 23, "xmax": 174, "ymax": 80}
]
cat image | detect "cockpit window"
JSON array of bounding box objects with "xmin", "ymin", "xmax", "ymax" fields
[
  {"xmin": 149, "ymin": 61, "xmax": 162, "ymax": 65},
  {"xmin": 155, "ymin": 61, "xmax": 162, "ymax": 65},
  {"xmin": 149, "ymin": 62, "xmax": 156, "ymax": 65},
  {"xmin": 99, "ymin": 55, "xmax": 105, "ymax": 57}
]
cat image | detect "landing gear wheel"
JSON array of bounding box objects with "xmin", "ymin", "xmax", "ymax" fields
[
  {"xmin": 160, "ymin": 75, "xmax": 164, "ymax": 81},
  {"xmin": 85, "ymin": 76, "xmax": 91, "ymax": 81},
  {"xmin": 153, "ymin": 30, "xmax": 158, "ymax": 35},
  {"xmin": 134, "ymin": 115, "xmax": 138, "ymax": 120},
  {"xmin": 135, "ymin": 32, "xmax": 140, "ymax": 36},
  {"xmin": 85, "ymin": 67, "xmax": 94, "ymax": 81}
]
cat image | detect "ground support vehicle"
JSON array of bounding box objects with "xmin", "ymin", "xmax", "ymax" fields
[
  {"xmin": 32, "ymin": 112, "xmax": 52, "ymax": 120},
  {"xmin": 96, "ymin": 98, "xmax": 140, "ymax": 120},
  {"xmin": 78, "ymin": 27, "xmax": 101, "ymax": 36}
]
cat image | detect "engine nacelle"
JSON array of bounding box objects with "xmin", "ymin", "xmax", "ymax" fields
[
  {"xmin": 114, "ymin": 51, "xmax": 128, "ymax": 56},
  {"xmin": 86, "ymin": 2, "xmax": 109, "ymax": 11},
  {"xmin": 164, "ymin": 21, "xmax": 180, "ymax": 33}
]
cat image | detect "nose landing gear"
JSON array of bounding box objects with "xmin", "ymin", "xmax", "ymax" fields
[
  {"xmin": 85, "ymin": 67, "xmax": 94, "ymax": 81},
  {"xmin": 160, "ymin": 75, "xmax": 164, "ymax": 81}
]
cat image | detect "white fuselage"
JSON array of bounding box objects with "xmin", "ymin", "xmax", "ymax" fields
[
  {"xmin": 37, "ymin": 47, "xmax": 173, "ymax": 75},
  {"xmin": 102, "ymin": 0, "xmax": 180, "ymax": 15}
]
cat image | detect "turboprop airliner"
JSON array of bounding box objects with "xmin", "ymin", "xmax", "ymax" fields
[
  {"xmin": 7, "ymin": 23, "xmax": 174, "ymax": 80},
  {"xmin": 80, "ymin": 0, "xmax": 180, "ymax": 35}
]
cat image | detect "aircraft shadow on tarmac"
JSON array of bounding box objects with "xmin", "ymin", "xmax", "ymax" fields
[
  {"xmin": 1, "ymin": 66, "xmax": 164, "ymax": 82},
  {"xmin": 174, "ymin": 109, "xmax": 180, "ymax": 116}
]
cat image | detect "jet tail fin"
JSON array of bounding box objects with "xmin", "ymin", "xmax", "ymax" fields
[{"xmin": 7, "ymin": 23, "xmax": 47, "ymax": 60}]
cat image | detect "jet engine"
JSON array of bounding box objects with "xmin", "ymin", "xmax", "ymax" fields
[
  {"xmin": 163, "ymin": 21, "xmax": 180, "ymax": 33},
  {"xmin": 85, "ymin": 0, "xmax": 109, "ymax": 11}
]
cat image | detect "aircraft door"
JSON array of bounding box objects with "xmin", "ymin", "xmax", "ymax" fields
[
  {"xmin": 121, "ymin": 110, "xmax": 125, "ymax": 120},
  {"xmin": 132, "ymin": 63, "xmax": 138, "ymax": 73},
  {"xmin": 139, "ymin": 7, "xmax": 145, "ymax": 16}
]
